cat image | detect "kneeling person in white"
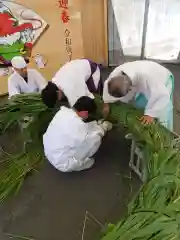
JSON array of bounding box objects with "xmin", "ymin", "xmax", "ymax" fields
[
  {"xmin": 8, "ymin": 56, "xmax": 47, "ymax": 98},
  {"xmin": 43, "ymin": 96, "xmax": 112, "ymax": 172}
]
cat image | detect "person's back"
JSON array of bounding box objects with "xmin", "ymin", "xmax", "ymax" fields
[
  {"xmin": 53, "ymin": 59, "xmax": 91, "ymax": 83},
  {"xmin": 52, "ymin": 59, "xmax": 94, "ymax": 106},
  {"xmin": 41, "ymin": 59, "xmax": 102, "ymax": 108},
  {"xmin": 43, "ymin": 96, "xmax": 112, "ymax": 172},
  {"xmin": 43, "ymin": 106, "xmax": 88, "ymax": 171},
  {"xmin": 109, "ymin": 60, "xmax": 171, "ymax": 87}
]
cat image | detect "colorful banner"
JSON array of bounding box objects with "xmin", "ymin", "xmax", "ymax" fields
[{"xmin": 0, "ymin": 1, "xmax": 48, "ymax": 69}]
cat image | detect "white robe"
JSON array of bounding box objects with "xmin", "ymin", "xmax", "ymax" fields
[
  {"xmin": 8, "ymin": 69, "xmax": 47, "ymax": 98},
  {"xmin": 52, "ymin": 59, "xmax": 100, "ymax": 107},
  {"xmin": 43, "ymin": 106, "xmax": 105, "ymax": 172},
  {"xmin": 103, "ymin": 60, "xmax": 172, "ymax": 119}
]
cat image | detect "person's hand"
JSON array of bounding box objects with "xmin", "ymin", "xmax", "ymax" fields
[
  {"xmin": 99, "ymin": 121, "xmax": 113, "ymax": 132},
  {"xmin": 97, "ymin": 119, "xmax": 104, "ymax": 125},
  {"xmin": 102, "ymin": 121, "xmax": 113, "ymax": 131},
  {"xmin": 102, "ymin": 103, "xmax": 110, "ymax": 118},
  {"xmin": 140, "ymin": 115, "xmax": 154, "ymax": 125}
]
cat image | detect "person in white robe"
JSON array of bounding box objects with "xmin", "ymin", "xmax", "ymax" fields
[
  {"xmin": 43, "ymin": 96, "xmax": 112, "ymax": 172},
  {"xmin": 8, "ymin": 56, "xmax": 47, "ymax": 98},
  {"xmin": 41, "ymin": 59, "xmax": 103, "ymax": 108},
  {"xmin": 103, "ymin": 60, "xmax": 174, "ymax": 131}
]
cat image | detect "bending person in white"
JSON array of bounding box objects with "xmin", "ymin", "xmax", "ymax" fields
[
  {"xmin": 8, "ymin": 56, "xmax": 47, "ymax": 98},
  {"xmin": 43, "ymin": 96, "xmax": 112, "ymax": 172},
  {"xmin": 103, "ymin": 60, "xmax": 174, "ymax": 131},
  {"xmin": 41, "ymin": 59, "xmax": 102, "ymax": 108}
]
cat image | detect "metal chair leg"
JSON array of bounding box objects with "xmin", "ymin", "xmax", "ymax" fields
[{"xmin": 128, "ymin": 137, "xmax": 147, "ymax": 182}]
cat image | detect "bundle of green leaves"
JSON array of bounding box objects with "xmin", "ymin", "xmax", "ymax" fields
[
  {"xmin": 98, "ymin": 102, "xmax": 180, "ymax": 239},
  {"xmin": 0, "ymin": 143, "xmax": 44, "ymax": 202}
]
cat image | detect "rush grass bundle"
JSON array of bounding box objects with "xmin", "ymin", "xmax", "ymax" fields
[
  {"xmin": 0, "ymin": 144, "xmax": 44, "ymax": 202},
  {"xmin": 0, "ymin": 94, "xmax": 50, "ymax": 202},
  {"xmin": 98, "ymin": 103, "xmax": 180, "ymax": 239},
  {"xmin": 0, "ymin": 93, "xmax": 48, "ymax": 132},
  {"xmin": 0, "ymin": 93, "xmax": 180, "ymax": 239}
]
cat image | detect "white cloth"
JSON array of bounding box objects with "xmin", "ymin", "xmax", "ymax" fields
[
  {"xmin": 92, "ymin": 66, "xmax": 101, "ymax": 89},
  {"xmin": 52, "ymin": 59, "xmax": 98, "ymax": 107},
  {"xmin": 11, "ymin": 56, "xmax": 27, "ymax": 69},
  {"xmin": 98, "ymin": 120, "xmax": 113, "ymax": 132},
  {"xmin": 43, "ymin": 106, "xmax": 105, "ymax": 172},
  {"xmin": 8, "ymin": 69, "xmax": 47, "ymax": 98},
  {"xmin": 103, "ymin": 60, "xmax": 172, "ymax": 118}
]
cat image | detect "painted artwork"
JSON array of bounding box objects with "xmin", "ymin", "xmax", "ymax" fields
[{"xmin": 0, "ymin": 0, "xmax": 48, "ymax": 69}]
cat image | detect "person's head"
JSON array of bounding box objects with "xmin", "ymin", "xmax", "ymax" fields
[
  {"xmin": 108, "ymin": 72, "xmax": 132, "ymax": 98},
  {"xmin": 11, "ymin": 56, "xmax": 27, "ymax": 78},
  {"xmin": 41, "ymin": 82, "xmax": 63, "ymax": 108},
  {"xmin": 73, "ymin": 96, "xmax": 97, "ymax": 121}
]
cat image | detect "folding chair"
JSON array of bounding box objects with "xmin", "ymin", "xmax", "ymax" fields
[
  {"xmin": 126, "ymin": 130, "xmax": 179, "ymax": 182},
  {"xmin": 125, "ymin": 133, "xmax": 148, "ymax": 182}
]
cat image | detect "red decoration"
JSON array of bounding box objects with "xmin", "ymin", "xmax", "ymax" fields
[
  {"xmin": 58, "ymin": 0, "xmax": 68, "ymax": 9},
  {"xmin": 24, "ymin": 42, "xmax": 33, "ymax": 49},
  {"xmin": 61, "ymin": 10, "xmax": 70, "ymax": 23},
  {"xmin": 0, "ymin": 13, "xmax": 33, "ymax": 36}
]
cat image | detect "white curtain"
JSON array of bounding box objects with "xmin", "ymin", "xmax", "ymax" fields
[
  {"xmin": 145, "ymin": 0, "xmax": 180, "ymax": 60},
  {"xmin": 111, "ymin": 0, "xmax": 145, "ymax": 56},
  {"xmin": 109, "ymin": 0, "xmax": 180, "ymax": 62}
]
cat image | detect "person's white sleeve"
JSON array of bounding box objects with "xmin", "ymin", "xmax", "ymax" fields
[
  {"xmin": 33, "ymin": 69, "xmax": 47, "ymax": 91},
  {"xmin": 8, "ymin": 78, "xmax": 20, "ymax": 98},
  {"xmin": 58, "ymin": 121, "xmax": 103, "ymax": 172},
  {"xmin": 65, "ymin": 127, "xmax": 102, "ymax": 172},
  {"xmin": 74, "ymin": 122, "xmax": 104, "ymax": 162},
  {"xmin": 92, "ymin": 66, "xmax": 101, "ymax": 89},
  {"xmin": 77, "ymin": 131, "xmax": 102, "ymax": 160},
  {"xmin": 144, "ymin": 83, "xmax": 170, "ymax": 118},
  {"xmin": 87, "ymin": 121, "xmax": 105, "ymax": 137},
  {"xmin": 64, "ymin": 156, "xmax": 95, "ymax": 172}
]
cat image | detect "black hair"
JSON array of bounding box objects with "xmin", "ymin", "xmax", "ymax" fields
[
  {"xmin": 41, "ymin": 82, "xmax": 59, "ymax": 108},
  {"xmin": 73, "ymin": 96, "xmax": 97, "ymax": 115}
]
